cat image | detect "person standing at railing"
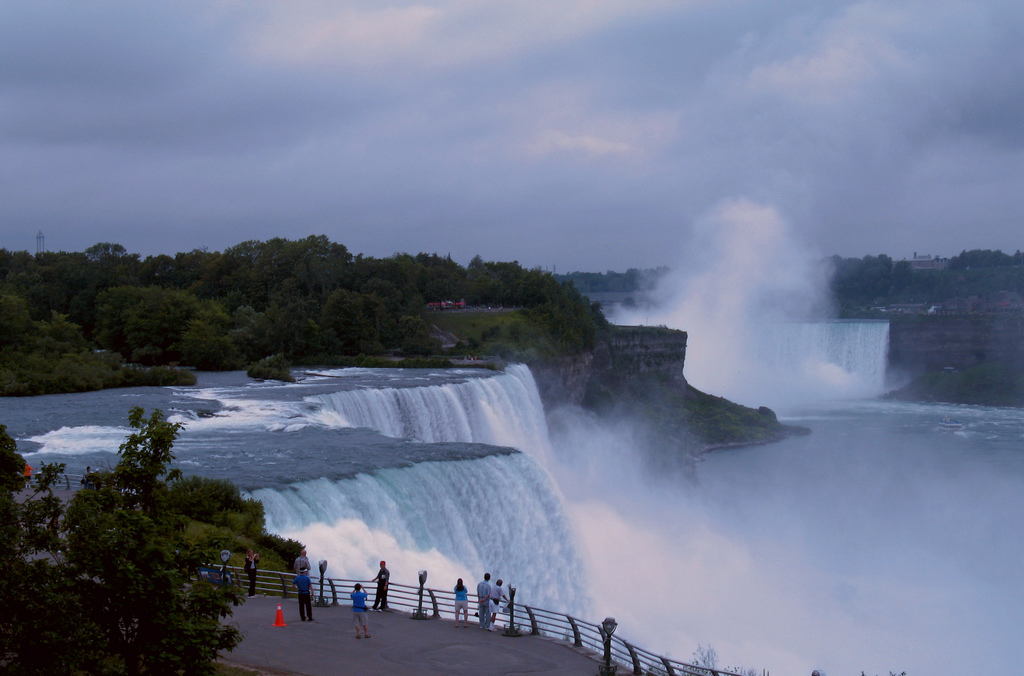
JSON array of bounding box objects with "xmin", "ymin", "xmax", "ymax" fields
[
  {"xmin": 476, "ymin": 573, "xmax": 491, "ymax": 630},
  {"xmin": 293, "ymin": 549, "xmax": 311, "ymax": 576},
  {"xmin": 351, "ymin": 583, "xmax": 371, "ymax": 639},
  {"xmin": 453, "ymin": 578, "xmax": 469, "ymax": 628},
  {"xmin": 488, "ymin": 578, "xmax": 508, "ymax": 632},
  {"xmin": 244, "ymin": 549, "xmax": 260, "ymax": 598},
  {"xmin": 292, "ymin": 568, "xmax": 313, "ymax": 621},
  {"xmin": 80, "ymin": 466, "xmax": 95, "ymax": 490},
  {"xmin": 371, "ymin": 560, "xmax": 390, "ymax": 611}
]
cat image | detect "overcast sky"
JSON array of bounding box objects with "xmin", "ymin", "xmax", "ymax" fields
[{"xmin": 1, "ymin": 1, "xmax": 1022, "ymax": 271}]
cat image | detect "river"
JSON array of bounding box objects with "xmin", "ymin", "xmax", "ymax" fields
[{"xmin": 3, "ymin": 359, "xmax": 1022, "ymax": 675}]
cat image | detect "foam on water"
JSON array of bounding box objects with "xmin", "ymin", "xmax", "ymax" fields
[{"xmin": 26, "ymin": 425, "xmax": 130, "ymax": 456}]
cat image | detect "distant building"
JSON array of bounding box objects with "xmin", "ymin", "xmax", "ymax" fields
[{"xmin": 906, "ymin": 252, "xmax": 949, "ymax": 270}]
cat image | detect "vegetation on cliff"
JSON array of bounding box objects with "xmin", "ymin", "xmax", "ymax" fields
[
  {"xmin": 583, "ymin": 369, "xmax": 805, "ymax": 457},
  {"xmin": 566, "ymin": 325, "xmax": 805, "ymax": 458}
]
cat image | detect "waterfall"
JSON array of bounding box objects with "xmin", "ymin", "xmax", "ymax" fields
[
  {"xmin": 247, "ymin": 364, "xmax": 586, "ymax": 612},
  {"xmin": 757, "ymin": 320, "xmax": 889, "ymax": 390},
  {"xmin": 249, "ymin": 452, "xmax": 588, "ymax": 614},
  {"xmin": 309, "ymin": 363, "xmax": 552, "ymax": 458}
]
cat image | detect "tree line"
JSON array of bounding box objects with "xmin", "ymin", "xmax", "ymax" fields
[
  {"xmin": 0, "ymin": 237, "xmax": 601, "ymax": 395},
  {"xmin": 829, "ymin": 249, "xmax": 1024, "ymax": 312}
]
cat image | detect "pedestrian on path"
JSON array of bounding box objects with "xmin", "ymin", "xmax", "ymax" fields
[
  {"xmin": 351, "ymin": 583, "xmax": 371, "ymax": 639},
  {"xmin": 245, "ymin": 549, "xmax": 260, "ymax": 598}
]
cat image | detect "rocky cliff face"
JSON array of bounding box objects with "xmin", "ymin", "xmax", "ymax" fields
[
  {"xmin": 889, "ymin": 316, "xmax": 1024, "ymax": 375},
  {"xmin": 530, "ymin": 326, "xmax": 687, "ymax": 408}
]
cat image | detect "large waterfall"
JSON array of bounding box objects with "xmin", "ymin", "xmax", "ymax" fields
[
  {"xmin": 756, "ymin": 320, "xmax": 890, "ymax": 393},
  {"xmin": 694, "ymin": 319, "xmax": 892, "ymax": 408},
  {"xmin": 245, "ymin": 363, "xmax": 587, "ymax": 613}
]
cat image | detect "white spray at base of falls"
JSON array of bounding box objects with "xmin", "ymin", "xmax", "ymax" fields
[
  {"xmin": 251, "ymin": 453, "xmax": 587, "ymax": 614},
  {"xmin": 751, "ymin": 320, "xmax": 890, "ymax": 402}
]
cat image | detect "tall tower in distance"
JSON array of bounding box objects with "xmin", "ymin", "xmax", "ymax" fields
[{"xmin": 36, "ymin": 230, "xmax": 44, "ymax": 254}]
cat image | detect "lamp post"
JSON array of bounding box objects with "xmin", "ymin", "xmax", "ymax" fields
[
  {"xmin": 315, "ymin": 560, "xmax": 329, "ymax": 607},
  {"xmin": 412, "ymin": 570, "xmax": 429, "ymax": 620},
  {"xmin": 502, "ymin": 584, "xmax": 521, "ymax": 637},
  {"xmin": 598, "ymin": 617, "xmax": 618, "ymax": 675}
]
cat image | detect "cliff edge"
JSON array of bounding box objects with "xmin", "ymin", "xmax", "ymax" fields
[{"xmin": 530, "ymin": 326, "xmax": 806, "ymax": 463}]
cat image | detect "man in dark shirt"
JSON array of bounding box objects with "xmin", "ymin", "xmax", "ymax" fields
[
  {"xmin": 371, "ymin": 560, "xmax": 390, "ymax": 611},
  {"xmin": 292, "ymin": 569, "xmax": 313, "ymax": 621}
]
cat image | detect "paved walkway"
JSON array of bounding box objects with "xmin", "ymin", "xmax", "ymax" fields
[{"xmin": 220, "ymin": 597, "xmax": 605, "ymax": 676}]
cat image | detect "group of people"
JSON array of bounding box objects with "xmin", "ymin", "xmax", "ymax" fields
[
  {"xmin": 252, "ymin": 551, "xmax": 512, "ymax": 638},
  {"xmin": 469, "ymin": 572, "xmax": 509, "ymax": 631},
  {"xmin": 288, "ymin": 553, "xmax": 388, "ymax": 638}
]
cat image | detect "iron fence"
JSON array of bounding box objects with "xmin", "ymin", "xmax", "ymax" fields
[{"xmin": 219, "ymin": 565, "xmax": 748, "ymax": 676}]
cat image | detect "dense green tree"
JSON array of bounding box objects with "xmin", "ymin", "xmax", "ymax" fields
[
  {"xmin": 398, "ymin": 315, "xmax": 441, "ymax": 356},
  {"xmin": 61, "ymin": 408, "xmax": 242, "ymax": 675},
  {"xmin": 0, "ymin": 293, "xmax": 32, "ymax": 348},
  {"xmin": 96, "ymin": 286, "xmax": 202, "ymax": 364},
  {"xmin": 320, "ymin": 289, "xmax": 386, "ymax": 355},
  {"xmin": 180, "ymin": 301, "xmax": 239, "ymax": 370},
  {"xmin": 948, "ymin": 249, "xmax": 1019, "ymax": 270}
]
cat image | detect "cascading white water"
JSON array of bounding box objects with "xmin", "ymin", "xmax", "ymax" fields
[
  {"xmin": 250, "ymin": 452, "xmax": 587, "ymax": 614},
  {"xmin": 755, "ymin": 320, "xmax": 890, "ymax": 394},
  {"xmin": 309, "ymin": 363, "xmax": 552, "ymax": 458},
  {"xmin": 249, "ymin": 363, "xmax": 588, "ymax": 612}
]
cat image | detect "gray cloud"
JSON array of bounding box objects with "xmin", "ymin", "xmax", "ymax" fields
[{"xmin": 1, "ymin": 1, "xmax": 1022, "ymax": 269}]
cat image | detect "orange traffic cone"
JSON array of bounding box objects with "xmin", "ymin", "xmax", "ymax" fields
[{"xmin": 273, "ymin": 603, "xmax": 287, "ymax": 627}]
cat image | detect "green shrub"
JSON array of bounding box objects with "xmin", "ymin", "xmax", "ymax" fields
[
  {"xmin": 256, "ymin": 532, "xmax": 305, "ymax": 571},
  {"xmin": 246, "ymin": 353, "xmax": 295, "ymax": 382}
]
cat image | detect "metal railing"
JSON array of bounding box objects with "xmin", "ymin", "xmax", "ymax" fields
[{"xmin": 221, "ymin": 566, "xmax": 746, "ymax": 676}]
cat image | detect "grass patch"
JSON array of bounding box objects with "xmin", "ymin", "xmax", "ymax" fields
[{"xmin": 429, "ymin": 310, "xmax": 520, "ymax": 345}]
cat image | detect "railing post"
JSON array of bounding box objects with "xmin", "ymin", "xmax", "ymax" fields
[
  {"xmin": 427, "ymin": 588, "xmax": 440, "ymax": 618},
  {"xmin": 659, "ymin": 656, "xmax": 676, "ymax": 676},
  {"xmin": 566, "ymin": 615, "xmax": 582, "ymax": 647},
  {"xmin": 327, "ymin": 578, "xmax": 337, "ymax": 605},
  {"xmin": 278, "ymin": 572, "xmax": 290, "ymax": 598},
  {"xmin": 523, "ymin": 605, "xmax": 539, "ymax": 635},
  {"xmin": 622, "ymin": 640, "xmax": 643, "ymax": 675}
]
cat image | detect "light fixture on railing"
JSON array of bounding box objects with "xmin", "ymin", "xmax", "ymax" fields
[{"xmin": 598, "ymin": 617, "xmax": 618, "ymax": 675}]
